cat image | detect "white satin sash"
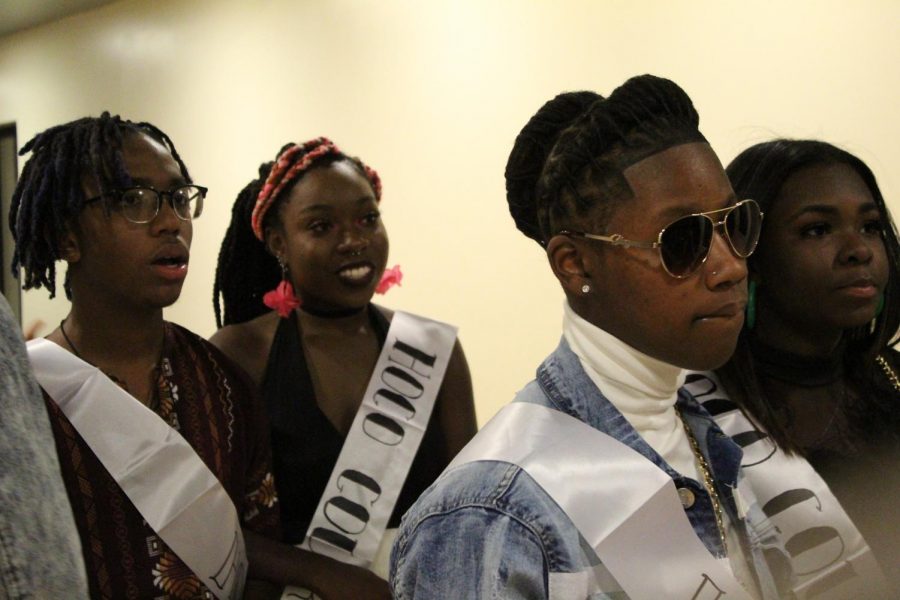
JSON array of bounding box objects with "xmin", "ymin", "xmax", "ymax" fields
[
  {"xmin": 28, "ymin": 338, "xmax": 247, "ymax": 600},
  {"xmin": 448, "ymin": 402, "xmax": 751, "ymax": 600},
  {"xmin": 685, "ymin": 372, "xmax": 890, "ymax": 599},
  {"xmin": 282, "ymin": 311, "xmax": 456, "ymax": 599}
]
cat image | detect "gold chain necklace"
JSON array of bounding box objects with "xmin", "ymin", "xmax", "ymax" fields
[
  {"xmin": 676, "ymin": 409, "xmax": 728, "ymax": 555},
  {"xmin": 876, "ymin": 355, "xmax": 900, "ymax": 394}
]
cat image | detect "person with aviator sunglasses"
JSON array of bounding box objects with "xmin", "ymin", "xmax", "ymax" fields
[{"xmin": 391, "ymin": 76, "xmax": 795, "ymax": 599}]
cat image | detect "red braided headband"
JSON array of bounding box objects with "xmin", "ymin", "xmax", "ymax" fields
[{"xmin": 250, "ymin": 137, "xmax": 382, "ymax": 240}]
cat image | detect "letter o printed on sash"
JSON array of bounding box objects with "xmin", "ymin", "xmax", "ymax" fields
[
  {"xmin": 324, "ymin": 497, "xmax": 370, "ymax": 535},
  {"xmin": 685, "ymin": 375, "xmax": 777, "ymax": 468},
  {"xmin": 763, "ymin": 489, "xmax": 821, "ymax": 517},
  {"xmin": 337, "ymin": 470, "xmax": 382, "ymax": 505},
  {"xmin": 308, "ymin": 527, "xmax": 357, "ymax": 556},
  {"xmin": 684, "ymin": 373, "xmax": 719, "ymax": 401},
  {"xmin": 731, "ymin": 429, "xmax": 777, "ymax": 467},
  {"xmin": 762, "ymin": 490, "xmax": 845, "ymax": 575},
  {"xmin": 373, "ymin": 388, "xmax": 416, "ymax": 420},
  {"xmin": 786, "ymin": 527, "xmax": 845, "ymax": 576},
  {"xmin": 382, "ymin": 366, "xmax": 425, "ymax": 399},
  {"xmin": 362, "ymin": 412, "xmax": 405, "ymax": 446}
]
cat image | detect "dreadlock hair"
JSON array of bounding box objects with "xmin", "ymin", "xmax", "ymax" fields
[
  {"xmin": 213, "ymin": 138, "xmax": 381, "ymax": 328},
  {"xmin": 9, "ymin": 112, "xmax": 192, "ymax": 299},
  {"xmin": 505, "ymin": 75, "xmax": 707, "ymax": 247},
  {"xmin": 716, "ymin": 139, "xmax": 900, "ymax": 454}
]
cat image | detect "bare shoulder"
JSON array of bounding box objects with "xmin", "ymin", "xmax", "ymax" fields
[
  {"xmin": 436, "ymin": 329, "xmax": 477, "ymax": 460},
  {"xmin": 208, "ymin": 312, "xmax": 280, "ymax": 388}
]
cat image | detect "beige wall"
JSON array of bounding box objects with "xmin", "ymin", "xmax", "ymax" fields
[{"xmin": 2, "ymin": 0, "xmax": 898, "ymax": 423}]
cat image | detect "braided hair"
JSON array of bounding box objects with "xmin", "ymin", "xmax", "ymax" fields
[
  {"xmin": 213, "ymin": 138, "xmax": 381, "ymax": 327},
  {"xmin": 505, "ymin": 91, "xmax": 602, "ymax": 244},
  {"xmin": 505, "ymin": 75, "xmax": 706, "ymax": 246},
  {"xmin": 718, "ymin": 139, "xmax": 900, "ymax": 453},
  {"xmin": 9, "ymin": 112, "xmax": 191, "ymax": 298}
]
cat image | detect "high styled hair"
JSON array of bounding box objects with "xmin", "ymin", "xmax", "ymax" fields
[
  {"xmin": 213, "ymin": 138, "xmax": 380, "ymax": 327},
  {"xmin": 505, "ymin": 75, "xmax": 707, "ymax": 247},
  {"xmin": 9, "ymin": 112, "xmax": 191, "ymax": 298},
  {"xmin": 718, "ymin": 139, "xmax": 900, "ymax": 452}
]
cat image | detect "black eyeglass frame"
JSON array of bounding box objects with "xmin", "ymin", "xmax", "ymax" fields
[
  {"xmin": 558, "ymin": 199, "xmax": 764, "ymax": 278},
  {"xmin": 84, "ymin": 184, "xmax": 208, "ymax": 224}
]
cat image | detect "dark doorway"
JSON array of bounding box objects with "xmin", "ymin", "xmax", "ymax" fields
[{"xmin": 0, "ymin": 124, "xmax": 20, "ymax": 322}]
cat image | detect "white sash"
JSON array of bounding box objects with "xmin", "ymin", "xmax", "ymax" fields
[
  {"xmin": 685, "ymin": 372, "xmax": 890, "ymax": 599},
  {"xmin": 28, "ymin": 339, "xmax": 247, "ymax": 600},
  {"xmin": 282, "ymin": 311, "xmax": 456, "ymax": 599},
  {"xmin": 449, "ymin": 402, "xmax": 751, "ymax": 600}
]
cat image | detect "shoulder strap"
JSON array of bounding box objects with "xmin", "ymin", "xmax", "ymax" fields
[
  {"xmin": 301, "ymin": 311, "xmax": 456, "ymax": 566},
  {"xmin": 28, "ymin": 338, "xmax": 248, "ymax": 600},
  {"xmin": 684, "ymin": 371, "xmax": 890, "ymax": 599},
  {"xmin": 449, "ymin": 402, "xmax": 751, "ymax": 600}
]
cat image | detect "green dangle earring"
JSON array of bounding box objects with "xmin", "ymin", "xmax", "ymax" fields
[
  {"xmin": 870, "ymin": 291, "xmax": 885, "ymax": 335},
  {"xmin": 746, "ymin": 280, "xmax": 757, "ymax": 330}
]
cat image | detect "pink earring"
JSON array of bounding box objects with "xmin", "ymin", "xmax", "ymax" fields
[
  {"xmin": 263, "ymin": 259, "xmax": 301, "ymax": 318},
  {"xmin": 376, "ymin": 264, "xmax": 403, "ymax": 294}
]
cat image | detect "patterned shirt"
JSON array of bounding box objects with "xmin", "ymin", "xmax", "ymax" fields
[{"xmin": 45, "ymin": 323, "xmax": 279, "ymax": 599}]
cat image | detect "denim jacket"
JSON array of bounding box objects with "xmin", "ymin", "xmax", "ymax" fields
[
  {"xmin": 0, "ymin": 294, "xmax": 88, "ymax": 599},
  {"xmin": 390, "ymin": 339, "xmax": 791, "ymax": 599}
]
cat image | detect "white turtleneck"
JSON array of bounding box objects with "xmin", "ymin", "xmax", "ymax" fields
[
  {"xmin": 562, "ymin": 300, "xmax": 700, "ymax": 481},
  {"xmin": 562, "ymin": 301, "xmax": 758, "ymax": 597}
]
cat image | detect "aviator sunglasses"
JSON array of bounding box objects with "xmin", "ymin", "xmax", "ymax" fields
[{"xmin": 560, "ymin": 199, "xmax": 764, "ymax": 278}]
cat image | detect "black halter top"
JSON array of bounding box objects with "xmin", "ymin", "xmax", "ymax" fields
[{"xmin": 261, "ymin": 305, "xmax": 447, "ymax": 543}]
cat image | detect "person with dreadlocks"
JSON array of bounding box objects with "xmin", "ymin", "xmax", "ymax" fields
[
  {"xmin": 682, "ymin": 139, "xmax": 900, "ymax": 595},
  {"xmin": 9, "ymin": 113, "xmax": 281, "ymax": 599},
  {"xmin": 390, "ymin": 75, "xmax": 800, "ymax": 599},
  {"xmin": 210, "ymin": 137, "xmax": 476, "ymax": 598}
]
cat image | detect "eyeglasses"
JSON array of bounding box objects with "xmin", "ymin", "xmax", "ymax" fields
[
  {"xmin": 560, "ymin": 199, "xmax": 764, "ymax": 278},
  {"xmin": 85, "ymin": 185, "xmax": 207, "ymax": 224}
]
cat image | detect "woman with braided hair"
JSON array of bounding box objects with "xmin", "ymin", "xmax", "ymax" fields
[
  {"xmin": 211, "ymin": 137, "xmax": 476, "ymax": 598},
  {"xmin": 391, "ymin": 76, "xmax": 799, "ymax": 599},
  {"xmin": 688, "ymin": 139, "xmax": 900, "ymax": 593}
]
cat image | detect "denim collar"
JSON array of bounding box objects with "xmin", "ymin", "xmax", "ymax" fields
[{"xmin": 536, "ymin": 337, "xmax": 738, "ymax": 484}]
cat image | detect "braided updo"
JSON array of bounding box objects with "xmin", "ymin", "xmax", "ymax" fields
[
  {"xmin": 505, "ymin": 75, "xmax": 706, "ymax": 246},
  {"xmin": 505, "ymin": 91, "xmax": 602, "ymax": 245}
]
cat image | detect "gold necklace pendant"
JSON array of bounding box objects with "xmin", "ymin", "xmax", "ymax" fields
[{"xmin": 676, "ymin": 408, "xmax": 728, "ymax": 556}]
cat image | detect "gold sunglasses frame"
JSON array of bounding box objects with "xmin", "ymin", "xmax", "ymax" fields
[{"xmin": 559, "ymin": 199, "xmax": 764, "ymax": 278}]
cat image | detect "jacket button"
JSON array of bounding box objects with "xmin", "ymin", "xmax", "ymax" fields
[{"xmin": 677, "ymin": 487, "xmax": 695, "ymax": 509}]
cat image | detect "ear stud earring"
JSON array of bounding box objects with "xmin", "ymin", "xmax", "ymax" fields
[{"xmin": 581, "ymin": 284, "xmax": 591, "ymax": 294}]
